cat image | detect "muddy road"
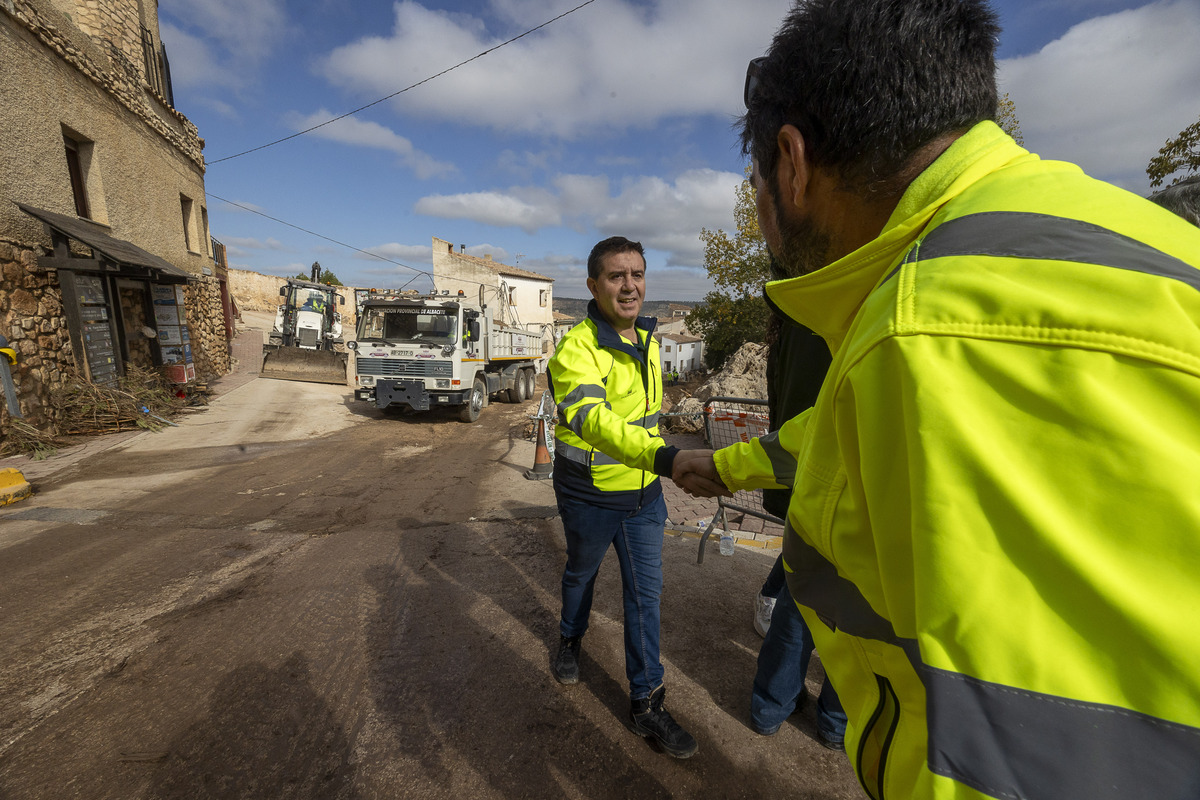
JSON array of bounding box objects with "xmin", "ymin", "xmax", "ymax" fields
[{"xmin": 0, "ymin": 375, "xmax": 860, "ymax": 799}]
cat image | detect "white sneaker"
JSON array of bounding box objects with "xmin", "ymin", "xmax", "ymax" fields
[{"xmin": 754, "ymin": 592, "xmax": 776, "ymax": 638}]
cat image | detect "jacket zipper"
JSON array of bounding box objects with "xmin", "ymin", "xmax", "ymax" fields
[{"xmin": 855, "ymin": 674, "xmax": 900, "ymax": 800}]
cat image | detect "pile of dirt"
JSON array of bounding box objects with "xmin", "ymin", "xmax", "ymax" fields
[{"xmin": 664, "ymin": 342, "xmax": 768, "ymax": 434}]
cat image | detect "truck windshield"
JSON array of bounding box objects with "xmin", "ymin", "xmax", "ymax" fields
[
  {"xmin": 290, "ymin": 288, "xmax": 331, "ymax": 313},
  {"xmin": 358, "ymin": 307, "xmax": 458, "ymax": 344}
]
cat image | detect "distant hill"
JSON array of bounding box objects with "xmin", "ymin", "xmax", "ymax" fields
[{"xmin": 554, "ymin": 297, "xmax": 695, "ymax": 322}]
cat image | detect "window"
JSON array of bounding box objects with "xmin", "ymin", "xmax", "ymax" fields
[
  {"xmin": 63, "ymin": 132, "xmax": 91, "ymax": 219},
  {"xmin": 200, "ymin": 207, "xmax": 210, "ymax": 256},
  {"xmin": 180, "ymin": 194, "xmax": 194, "ymax": 251},
  {"xmin": 508, "ymin": 287, "xmax": 517, "ymax": 306},
  {"xmin": 665, "ymin": 345, "xmax": 672, "ymax": 352},
  {"xmin": 539, "ymin": 289, "xmax": 548, "ymax": 307}
]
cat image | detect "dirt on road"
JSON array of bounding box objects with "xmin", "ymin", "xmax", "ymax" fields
[{"xmin": 0, "ymin": 365, "xmax": 862, "ymax": 798}]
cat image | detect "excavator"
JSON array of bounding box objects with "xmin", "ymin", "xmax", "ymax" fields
[{"xmin": 259, "ymin": 262, "xmax": 348, "ymax": 384}]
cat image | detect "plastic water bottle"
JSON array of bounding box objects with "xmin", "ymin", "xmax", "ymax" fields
[{"xmin": 718, "ymin": 529, "xmax": 735, "ymax": 556}]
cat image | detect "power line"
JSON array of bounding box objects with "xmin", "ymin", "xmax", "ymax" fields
[
  {"xmin": 208, "ymin": 192, "xmax": 515, "ymax": 296},
  {"xmin": 207, "ymin": 0, "xmax": 598, "ymax": 165}
]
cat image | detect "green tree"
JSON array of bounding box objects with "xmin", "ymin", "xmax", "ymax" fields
[
  {"xmin": 687, "ymin": 166, "xmax": 772, "ymax": 369},
  {"xmin": 1148, "ymin": 118, "xmax": 1200, "ymax": 187},
  {"xmin": 294, "ymin": 268, "xmax": 343, "ymax": 285},
  {"xmin": 996, "ymin": 93, "xmax": 1024, "ymax": 146}
]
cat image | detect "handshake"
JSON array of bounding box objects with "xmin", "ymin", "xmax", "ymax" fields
[{"xmin": 671, "ymin": 449, "xmax": 733, "ymax": 499}]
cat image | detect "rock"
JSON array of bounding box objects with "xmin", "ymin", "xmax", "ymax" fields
[{"xmin": 693, "ymin": 342, "xmax": 768, "ymax": 402}]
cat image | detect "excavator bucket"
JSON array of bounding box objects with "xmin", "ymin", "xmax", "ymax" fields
[{"xmin": 260, "ymin": 347, "xmax": 348, "ymax": 385}]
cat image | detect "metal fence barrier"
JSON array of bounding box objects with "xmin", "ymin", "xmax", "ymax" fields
[{"xmin": 696, "ymin": 397, "xmax": 785, "ymax": 564}]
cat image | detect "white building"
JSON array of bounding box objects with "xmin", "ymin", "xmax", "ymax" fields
[
  {"xmin": 430, "ymin": 236, "xmax": 555, "ymax": 356},
  {"xmin": 658, "ymin": 332, "xmax": 704, "ymax": 379}
]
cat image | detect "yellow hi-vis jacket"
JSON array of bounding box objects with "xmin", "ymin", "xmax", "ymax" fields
[
  {"xmin": 548, "ymin": 301, "xmax": 677, "ymax": 509},
  {"xmin": 714, "ymin": 121, "xmax": 1200, "ymax": 800}
]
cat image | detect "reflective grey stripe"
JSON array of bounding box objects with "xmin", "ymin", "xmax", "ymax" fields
[
  {"xmin": 784, "ymin": 528, "xmax": 1200, "ymax": 797},
  {"xmin": 758, "ymin": 431, "xmax": 796, "ymax": 489},
  {"xmin": 557, "ymin": 384, "xmax": 605, "ymax": 417},
  {"xmin": 554, "ymin": 439, "xmax": 619, "ymax": 466},
  {"xmin": 782, "ymin": 526, "xmax": 920, "ymax": 663},
  {"xmin": 629, "ymin": 412, "xmax": 659, "ymax": 429},
  {"xmin": 926, "ymin": 667, "xmax": 1200, "ymax": 800},
  {"xmin": 555, "ymin": 440, "xmax": 590, "ymax": 465},
  {"xmin": 885, "ymin": 211, "xmax": 1200, "ymax": 290}
]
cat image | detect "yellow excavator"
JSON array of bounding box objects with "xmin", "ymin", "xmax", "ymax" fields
[{"xmin": 260, "ymin": 264, "xmax": 348, "ymax": 385}]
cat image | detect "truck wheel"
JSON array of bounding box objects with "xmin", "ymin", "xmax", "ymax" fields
[
  {"xmin": 504, "ymin": 371, "xmax": 521, "ymax": 403},
  {"xmin": 460, "ymin": 376, "xmax": 485, "ymax": 422},
  {"xmin": 518, "ymin": 368, "xmax": 533, "ymax": 401}
]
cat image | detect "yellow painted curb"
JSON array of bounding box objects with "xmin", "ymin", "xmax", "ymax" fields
[{"xmin": 0, "ymin": 467, "xmax": 33, "ymax": 506}]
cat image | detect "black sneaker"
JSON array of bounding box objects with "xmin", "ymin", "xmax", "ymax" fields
[
  {"xmin": 627, "ymin": 685, "xmax": 698, "ymax": 758},
  {"xmin": 552, "ymin": 635, "xmax": 581, "ymax": 684}
]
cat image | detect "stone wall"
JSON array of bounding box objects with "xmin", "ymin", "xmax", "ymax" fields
[
  {"xmin": 185, "ymin": 276, "xmax": 230, "ymax": 380},
  {"xmin": 0, "ymin": 238, "xmax": 74, "ymax": 430}
]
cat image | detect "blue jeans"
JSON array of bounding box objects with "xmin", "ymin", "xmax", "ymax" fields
[
  {"xmin": 751, "ymin": 581, "xmax": 847, "ymax": 741},
  {"xmin": 761, "ymin": 554, "xmax": 786, "ymax": 598},
  {"xmin": 558, "ymin": 493, "xmax": 667, "ymax": 700}
]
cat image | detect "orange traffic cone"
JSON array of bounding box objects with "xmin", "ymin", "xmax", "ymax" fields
[{"xmin": 525, "ymin": 416, "xmax": 553, "ymax": 480}]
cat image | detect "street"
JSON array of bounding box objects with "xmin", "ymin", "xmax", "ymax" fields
[{"xmin": 0, "ymin": 329, "xmax": 861, "ymax": 799}]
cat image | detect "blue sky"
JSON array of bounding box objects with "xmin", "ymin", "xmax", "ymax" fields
[{"xmin": 160, "ymin": 0, "xmax": 1200, "ymax": 301}]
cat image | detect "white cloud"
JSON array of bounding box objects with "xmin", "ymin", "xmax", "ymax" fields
[
  {"xmin": 415, "ymin": 191, "xmax": 562, "ymax": 233},
  {"xmin": 999, "ymin": 0, "xmax": 1200, "ymax": 192},
  {"xmin": 413, "ymin": 167, "xmax": 742, "ymax": 264},
  {"xmin": 317, "ymin": 0, "xmax": 783, "ymax": 137},
  {"xmin": 159, "ymin": 0, "xmax": 289, "ymax": 90},
  {"xmin": 353, "ymin": 243, "xmax": 434, "ymax": 264},
  {"xmin": 222, "ymin": 236, "xmax": 289, "ymax": 251},
  {"xmin": 285, "ymin": 111, "xmax": 457, "ymax": 179}
]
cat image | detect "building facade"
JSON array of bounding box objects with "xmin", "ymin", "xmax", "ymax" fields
[
  {"xmin": 1, "ymin": 0, "xmax": 229, "ymax": 433},
  {"xmin": 430, "ymin": 237, "xmax": 555, "ymax": 356}
]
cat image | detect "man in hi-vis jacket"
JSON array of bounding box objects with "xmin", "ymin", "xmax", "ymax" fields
[
  {"xmin": 674, "ymin": 0, "xmax": 1200, "ymax": 796},
  {"xmin": 548, "ymin": 236, "xmax": 716, "ymax": 759}
]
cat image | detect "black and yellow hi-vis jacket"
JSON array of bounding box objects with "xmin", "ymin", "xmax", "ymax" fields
[{"xmin": 548, "ymin": 300, "xmax": 678, "ymax": 510}]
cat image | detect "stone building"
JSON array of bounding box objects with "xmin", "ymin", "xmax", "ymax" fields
[
  {"xmin": 0, "ymin": 0, "xmax": 230, "ymax": 434},
  {"xmin": 430, "ymin": 237, "xmax": 555, "ymax": 356}
]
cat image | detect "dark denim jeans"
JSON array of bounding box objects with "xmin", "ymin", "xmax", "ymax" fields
[
  {"xmin": 752, "ymin": 581, "xmax": 848, "ymax": 742},
  {"xmin": 558, "ymin": 493, "xmax": 667, "ymax": 700}
]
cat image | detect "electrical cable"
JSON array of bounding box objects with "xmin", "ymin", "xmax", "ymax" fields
[
  {"xmin": 208, "ymin": 192, "xmax": 523, "ymax": 295},
  {"xmin": 206, "ymin": 0, "xmax": 597, "ymax": 165}
]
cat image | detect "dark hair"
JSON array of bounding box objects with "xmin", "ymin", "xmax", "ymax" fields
[
  {"xmin": 741, "ymin": 0, "xmax": 1000, "ymax": 195},
  {"xmin": 587, "ymin": 236, "xmax": 646, "ymax": 280},
  {"xmin": 1147, "ymin": 176, "xmax": 1200, "ymax": 228}
]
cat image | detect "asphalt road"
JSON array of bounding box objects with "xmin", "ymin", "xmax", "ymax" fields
[{"xmin": 0, "ymin": 331, "xmax": 862, "ymax": 799}]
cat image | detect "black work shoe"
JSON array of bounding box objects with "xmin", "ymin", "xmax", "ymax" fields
[
  {"xmin": 627, "ymin": 685, "xmax": 698, "ymax": 758},
  {"xmin": 552, "ymin": 635, "xmax": 581, "ymax": 684}
]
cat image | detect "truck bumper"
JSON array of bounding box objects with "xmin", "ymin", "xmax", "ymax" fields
[{"xmin": 374, "ymin": 380, "xmax": 467, "ymax": 411}]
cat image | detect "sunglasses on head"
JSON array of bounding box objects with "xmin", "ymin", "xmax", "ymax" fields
[{"xmin": 744, "ymin": 57, "xmax": 767, "ymax": 109}]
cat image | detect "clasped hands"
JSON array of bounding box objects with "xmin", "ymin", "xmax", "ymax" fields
[{"xmin": 672, "ymin": 449, "xmax": 732, "ymax": 498}]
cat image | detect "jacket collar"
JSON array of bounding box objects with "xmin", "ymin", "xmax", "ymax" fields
[
  {"xmin": 587, "ymin": 299, "xmax": 657, "ymax": 361},
  {"xmin": 764, "ymin": 121, "xmax": 1033, "ymax": 352}
]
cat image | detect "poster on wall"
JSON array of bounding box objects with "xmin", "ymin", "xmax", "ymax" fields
[
  {"xmin": 74, "ymin": 274, "xmax": 119, "ymax": 386},
  {"xmin": 151, "ymin": 283, "xmax": 195, "ymax": 382}
]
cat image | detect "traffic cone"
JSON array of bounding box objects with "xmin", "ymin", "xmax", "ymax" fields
[{"xmin": 525, "ymin": 416, "xmax": 553, "ymax": 480}]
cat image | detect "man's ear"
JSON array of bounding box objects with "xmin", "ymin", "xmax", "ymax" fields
[
  {"xmin": 774, "ymin": 124, "xmax": 811, "ymax": 213},
  {"xmin": 585, "ymin": 277, "xmax": 597, "ymax": 298}
]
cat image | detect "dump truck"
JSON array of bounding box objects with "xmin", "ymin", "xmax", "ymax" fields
[
  {"xmin": 350, "ymin": 291, "xmax": 541, "ymax": 422},
  {"xmin": 260, "ymin": 267, "xmax": 348, "ymax": 385}
]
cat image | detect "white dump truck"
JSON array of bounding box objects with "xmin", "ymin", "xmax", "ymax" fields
[{"xmin": 350, "ymin": 291, "xmax": 541, "ymax": 422}]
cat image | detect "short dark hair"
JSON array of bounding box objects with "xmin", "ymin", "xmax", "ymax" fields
[
  {"xmin": 1147, "ymin": 176, "xmax": 1200, "ymax": 228},
  {"xmin": 587, "ymin": 236, "xmax": 646, "ymax": 280},
  {"xmin": 741, "ymin": 0, "xmax": 1000, "ymax": 195}
]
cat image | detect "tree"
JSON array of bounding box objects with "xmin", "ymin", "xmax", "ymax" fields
[
  {"xmin": 996, "ymin": 93, "xmax": 1024, "ymax": 146},
  {"xmin": 687, "ymin": 166, "xmax": 772, "ymax": 370},
  {"xmin": 1148, "ymin": 118, "xmax": 1200, "ymax": 188},
  {"xmin": 294, "ymin": 267, "xmax": 343, "ymax": 285}
]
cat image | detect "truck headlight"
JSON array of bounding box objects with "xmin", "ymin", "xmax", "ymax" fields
[
  {"xmin": 361, "ymin": 376, "xmax": 375, "ymax": 386},
  {"xmin": 436, "ymin": 379, "xmax": 450, "ymax": 389}
]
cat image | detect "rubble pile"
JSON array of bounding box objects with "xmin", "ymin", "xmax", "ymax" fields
[
  {"xmin": 53, "ymin": 366, "xmax": 186, "ymax": 437},
  {"xmin": 664, "ymin": 342, "xmax": 768, "ymax": 435}
]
